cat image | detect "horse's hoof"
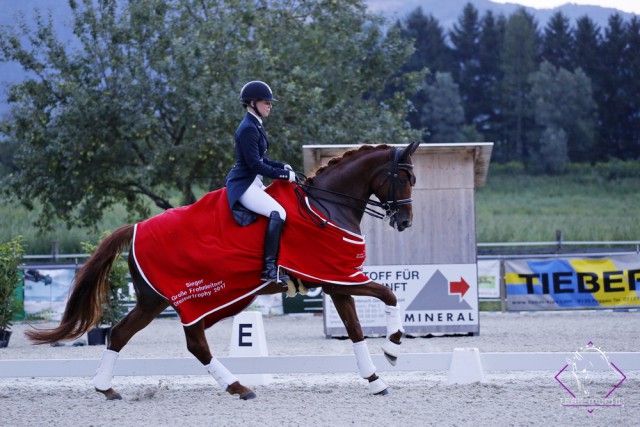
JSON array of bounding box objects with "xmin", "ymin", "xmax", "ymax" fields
[
  {"xmin": 374, "ymin": 388, "xmax": 390, "ymax": 396},
  {"xmin": 240, "ymin": 391, "xmax": 257, "ymax": 400},
  {"xmin": 368, "ymin": 377, "xmax": 389, "ymax": 395},
  {"xmin": 227, "ymin": 382, "xmax": 256, "ymax": 400},
  {"xmin": 96, "ymin": 387, "xmax": 122, "ymax": 400},
  {"xmin": 382, "ymin": 339, "xmax": 401, "ymax": 366},
  {"xmin": 383, "ymin": 352, "xmax": 398, "ymax": 366}
]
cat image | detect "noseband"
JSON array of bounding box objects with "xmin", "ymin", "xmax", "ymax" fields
[
  {"xmin": 296, "ymin": 147, "xmax": 415, "ymax": 225},
  {"xmin": 370, "ymin": 147, "xmax": 416, "ymax": 221}
]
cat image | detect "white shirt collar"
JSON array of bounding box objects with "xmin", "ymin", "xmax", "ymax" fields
[{"xmin": 248, "ymin": 109, "xmax": 262, "ymax": 124}]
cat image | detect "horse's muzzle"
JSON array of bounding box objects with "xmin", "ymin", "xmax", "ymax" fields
[{"xmin": 390, "ymin": 216, "xmax": 412, "ymax": 232}]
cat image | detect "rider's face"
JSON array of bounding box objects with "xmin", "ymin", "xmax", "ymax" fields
[{"xmin": 255, "ymin": 100, "xmax": 272, "ymax": 117}]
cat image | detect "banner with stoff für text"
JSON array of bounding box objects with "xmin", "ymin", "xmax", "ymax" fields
[
  {"xmin": 323, "ymin": 263, "xmax": 479, "ymax": 337},
  {"xmin": 505, "ymin": 254, "xmax": 640, "ymax": 310}
]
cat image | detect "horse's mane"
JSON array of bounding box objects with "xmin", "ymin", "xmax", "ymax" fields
[{"xmin": 306, "ymin": 144, "xmax": 391, "ymax": 185}]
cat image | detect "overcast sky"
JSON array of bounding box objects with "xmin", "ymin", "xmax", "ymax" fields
[{"xmin": 492, "ymin": 0, "xmax": 639, "ymax": 14}]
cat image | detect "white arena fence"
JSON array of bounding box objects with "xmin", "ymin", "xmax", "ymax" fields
[{"xmin": 1, "ymin": 351, "xmax": 639, "ymax": 378}]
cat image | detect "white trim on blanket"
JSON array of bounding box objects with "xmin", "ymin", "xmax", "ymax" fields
[
  {"xmin": 181, "ymin": 281, "xmax": 271, "ymax": 327},
  {"xmin": 133, "ymin": 224, "xmax": 272, "ymax": 327},
  {"xmin": 304, "ymin": 196, "xmax": 366, "ymax": 242},
  {"xmin": 132, "ymin": 224, "xmax": 168, "ymax": 301},
  {"xmin": 280, "ymin": 264, "xmax": 371, "ymax": 286}
]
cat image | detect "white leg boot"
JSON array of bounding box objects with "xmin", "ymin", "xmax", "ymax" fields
[
  {"xmin": 382, "ymin": 305, "xmax": 404, "ymax": 366},
  {"xmin": 93, "ymin": 349, "xmax": 119, "ymax": 391},
  {"xmin": 353, "ymin": 341, "xmax": 389, "ymax": 395}
]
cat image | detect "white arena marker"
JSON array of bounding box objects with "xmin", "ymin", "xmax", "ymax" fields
[
  {"xmin": 447, "ymin": 348, "xmax": 486, "ymax": 385},
  {"xmin": 230, "ymin": 311, "xmax": 271, "ymax": 386}
]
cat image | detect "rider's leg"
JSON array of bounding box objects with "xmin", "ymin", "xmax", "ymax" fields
[{"xmin": 238, "ymin": 181, "xmax": 288, "ymax": 285}]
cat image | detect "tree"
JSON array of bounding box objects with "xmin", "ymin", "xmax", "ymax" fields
[
  {"xmin": 421, "ymin": 72, "xmax": 466, "ymax": 143},
  {"xmin": 530, "ymin": 126, "xmax": 569, "ymax": 174},
  {"xmin": 597, "ymin": 14, "xmax": 631, "ymax": 159},
  {"xmin": 529, "ymin": 61, "xmax": 597, "ymax": 165},
  {"xmin": 499, "ymin": 8, "xmax": 540, "ymax": 163},
  {"xmin": 541, "ymin": 11, "xmax": 574, "ymax": 71},
  {"xmin": 449, "ymin": 3, "xmax": 483, "ymax": 129},
  {"xmin": 623, "ymin": 16, "xmax": 640, "ymax": 159},
  {"xmin": 393, "ymin": 7, "xmax": 452, "ymax": 132},
  {"xmin": 477, "ymin": 11, "xmax": 506, "ymax": 145},
  {"xmin": 0, "ymin": 0, "xmax": 420, "ymax": 229},
  {"xmin": 573, "ymin": 15, "xmax": 602, "ymax": 81}
]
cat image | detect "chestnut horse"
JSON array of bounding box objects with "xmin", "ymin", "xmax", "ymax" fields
[{"xmin": 26, "ymin": 141, "xmax": 419, "ymax": 400}]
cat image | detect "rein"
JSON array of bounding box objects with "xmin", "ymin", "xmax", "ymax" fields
[{"xmin": 295, "ymin": 147, "xmax": 415, "ymax": 225}]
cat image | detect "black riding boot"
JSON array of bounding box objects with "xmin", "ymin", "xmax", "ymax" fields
[{"xmin": 261, "ymin": 211, "xmax": 289, "ymax": 286}]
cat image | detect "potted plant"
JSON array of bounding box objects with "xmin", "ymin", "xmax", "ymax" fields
[
  {"xmin": 0, "ymin": 236, "xmax": 26, "ymax": 348},
  {"xmin": 82, "ymin": 238, "xmax": 130, "ymax": 346}
]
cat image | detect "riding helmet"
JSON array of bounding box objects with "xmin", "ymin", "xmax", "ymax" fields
[{"xmin": 240, "ymin": 81, "xmax": 277, "ymax": 104}]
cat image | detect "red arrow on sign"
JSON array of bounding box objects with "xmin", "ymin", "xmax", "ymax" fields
[{"xmin": 450, "ymin": 277, "xmax": 470, "ymax": 298}]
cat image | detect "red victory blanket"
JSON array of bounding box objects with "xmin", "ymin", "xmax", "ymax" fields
[{"xmin": 132, "ymin": 180, "xmax": 369, "ymax": 327}]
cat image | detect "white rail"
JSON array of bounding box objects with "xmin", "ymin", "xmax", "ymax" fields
[{"xmin": 1, "ymin": 352, "xmax": 638, "ymax": 378}]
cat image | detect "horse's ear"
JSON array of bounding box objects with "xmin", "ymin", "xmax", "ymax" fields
[{"xmin": 400, "ymin": 141, "xmax": 420, "ymax": 161}]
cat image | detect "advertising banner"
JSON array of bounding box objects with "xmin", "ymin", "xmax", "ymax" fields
[
  {"xmin": 324, "ymin": 263, "xmax": 479, "ymax": 337},
  {"xmin": 478, "ymin": 259, "xmax": 501, "ymax": 298},
  {"xmin": 23, "ymin": 267, "xmax": 75, "ymax": 321},
  {"xmin": 505, "ymin": 254, "xmax": 640, "ymax": 310}
]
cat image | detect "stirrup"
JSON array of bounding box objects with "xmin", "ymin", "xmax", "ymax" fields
[{"xmin": 261, "ymin": 269, "xmax": 289, "ymax": 287}]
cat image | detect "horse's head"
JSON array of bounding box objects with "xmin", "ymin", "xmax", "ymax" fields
[
  {"xmin": 371, "ymin": 141, "xmax": 419, "ymax": 231},
  {"xmin": 304, "ymin": 141, "xmax": 420, "ymax": 233}
]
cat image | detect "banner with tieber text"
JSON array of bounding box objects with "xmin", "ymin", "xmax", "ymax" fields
[{"xmin": 505, "ymin": 254, "xmax": 640, "ymax": 310}]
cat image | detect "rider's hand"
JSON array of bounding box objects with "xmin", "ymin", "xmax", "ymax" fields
[
  {"xmin": 288, "ymin": 170, "xmax": 296, "ymax": 182},
  {"xmin": 284, "ymin": 164, "xmax": 293, "ymax": 171}
]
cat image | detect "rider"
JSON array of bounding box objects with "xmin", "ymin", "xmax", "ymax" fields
[{"xmin": 225, "ymin": 81, "xmax": 295, "ymax": 286}]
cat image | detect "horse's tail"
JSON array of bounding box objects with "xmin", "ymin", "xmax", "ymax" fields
[{"xmin": 25, "ymin": 224, "xmax": 135, "ymax": 345}]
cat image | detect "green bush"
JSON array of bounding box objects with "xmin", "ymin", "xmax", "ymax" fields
[{"xmin": 0, "ymin": 236, "xmax": 26, "ymax": 331}]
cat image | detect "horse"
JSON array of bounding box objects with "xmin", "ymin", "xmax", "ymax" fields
[{"xmin": 26, "ymin": 141, "xmax": 420, "ymax": 400}]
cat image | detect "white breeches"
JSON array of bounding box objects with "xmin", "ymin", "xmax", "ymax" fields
[{"xmin": 239, "ymin": 176, "xmax": 287, "ymax": 220}]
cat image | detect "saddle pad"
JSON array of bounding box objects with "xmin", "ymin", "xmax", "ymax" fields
[{"xmin": 132, "ymin": 180, "xmax": 369, "ymax": 327}]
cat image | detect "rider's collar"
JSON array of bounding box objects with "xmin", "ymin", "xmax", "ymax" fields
[{"xmin": 248, "ymin": 109, "xmax": 263, "ymax": 124}]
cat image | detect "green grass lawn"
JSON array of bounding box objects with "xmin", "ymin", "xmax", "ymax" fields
[{"xmin": 476, "ymin": 163, "xmax": 640, "ymax": 242}]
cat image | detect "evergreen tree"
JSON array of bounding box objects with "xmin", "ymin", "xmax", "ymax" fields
[
  {"xmin": 394, "ymin": 7, "xmax": 452, "ymax": 132},
  {"xmin": 542, "ymin": 11, "xmax": 574, "ymax": 71},
  {"xmin": 396, "ymin": 7, "xmax": 452, "ymax": 75},
  {"xmin": 598, "ymin": 14, "xmax": 629, "ymax": 159},
  {"xmin": 449, "ymin": 3, "xmax": 482, "ymax": 127},
  {"xmin": 573, "ymin": 15, "xmax": 602, "ymax": 81},
  {"xmin": 477, "ymin": 11, "xmax": 506, "ymax": 146},
  {"xmin": 499, "ymin": 8, "xmax": 540, "ymax": 163},
  {"xmin": 623, "ymin": 16, "xmax": 640, "ymax": 159}
]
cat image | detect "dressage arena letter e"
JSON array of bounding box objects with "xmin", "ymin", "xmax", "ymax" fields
[{"xmin": 238, "ymin": 323, "xmax": 253, "ymax": 347}]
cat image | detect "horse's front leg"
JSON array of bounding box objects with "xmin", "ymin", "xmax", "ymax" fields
[
  {"xmin": 323, "ymin": 281, "xmax": 404, "ymax": 366},
  {"xmin": 183, "ymin": 321, "xmax": 256, "ymax": 400},
  {"xmin": 326, "ymin": 292, "xmax": 389, "ymax": 396}
]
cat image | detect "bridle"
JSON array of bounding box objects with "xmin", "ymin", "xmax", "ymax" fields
[{"xmin": 296, "ymin": 147, "xmax": 416, "ymax": 225}]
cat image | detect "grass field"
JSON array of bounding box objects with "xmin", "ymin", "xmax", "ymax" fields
[
  {"xmin": 476, "ymin": 163, "xmax": 640, "ymax": 243},
  {"xmin": 1, "ymin": 161, "xmax": 639, "ymax": 254}
]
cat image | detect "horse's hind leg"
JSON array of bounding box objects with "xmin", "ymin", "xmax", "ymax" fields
[
  {"xmin": 327, "ymin": 292, "xmax": 389, "ymax": 396},
  {"xmin": 183, "ymin": 321, "xmax": 256, "ymax": 400},
  {"xmin": 94, "ymin": 255, "xmax": 169, "ymax": 400}
]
